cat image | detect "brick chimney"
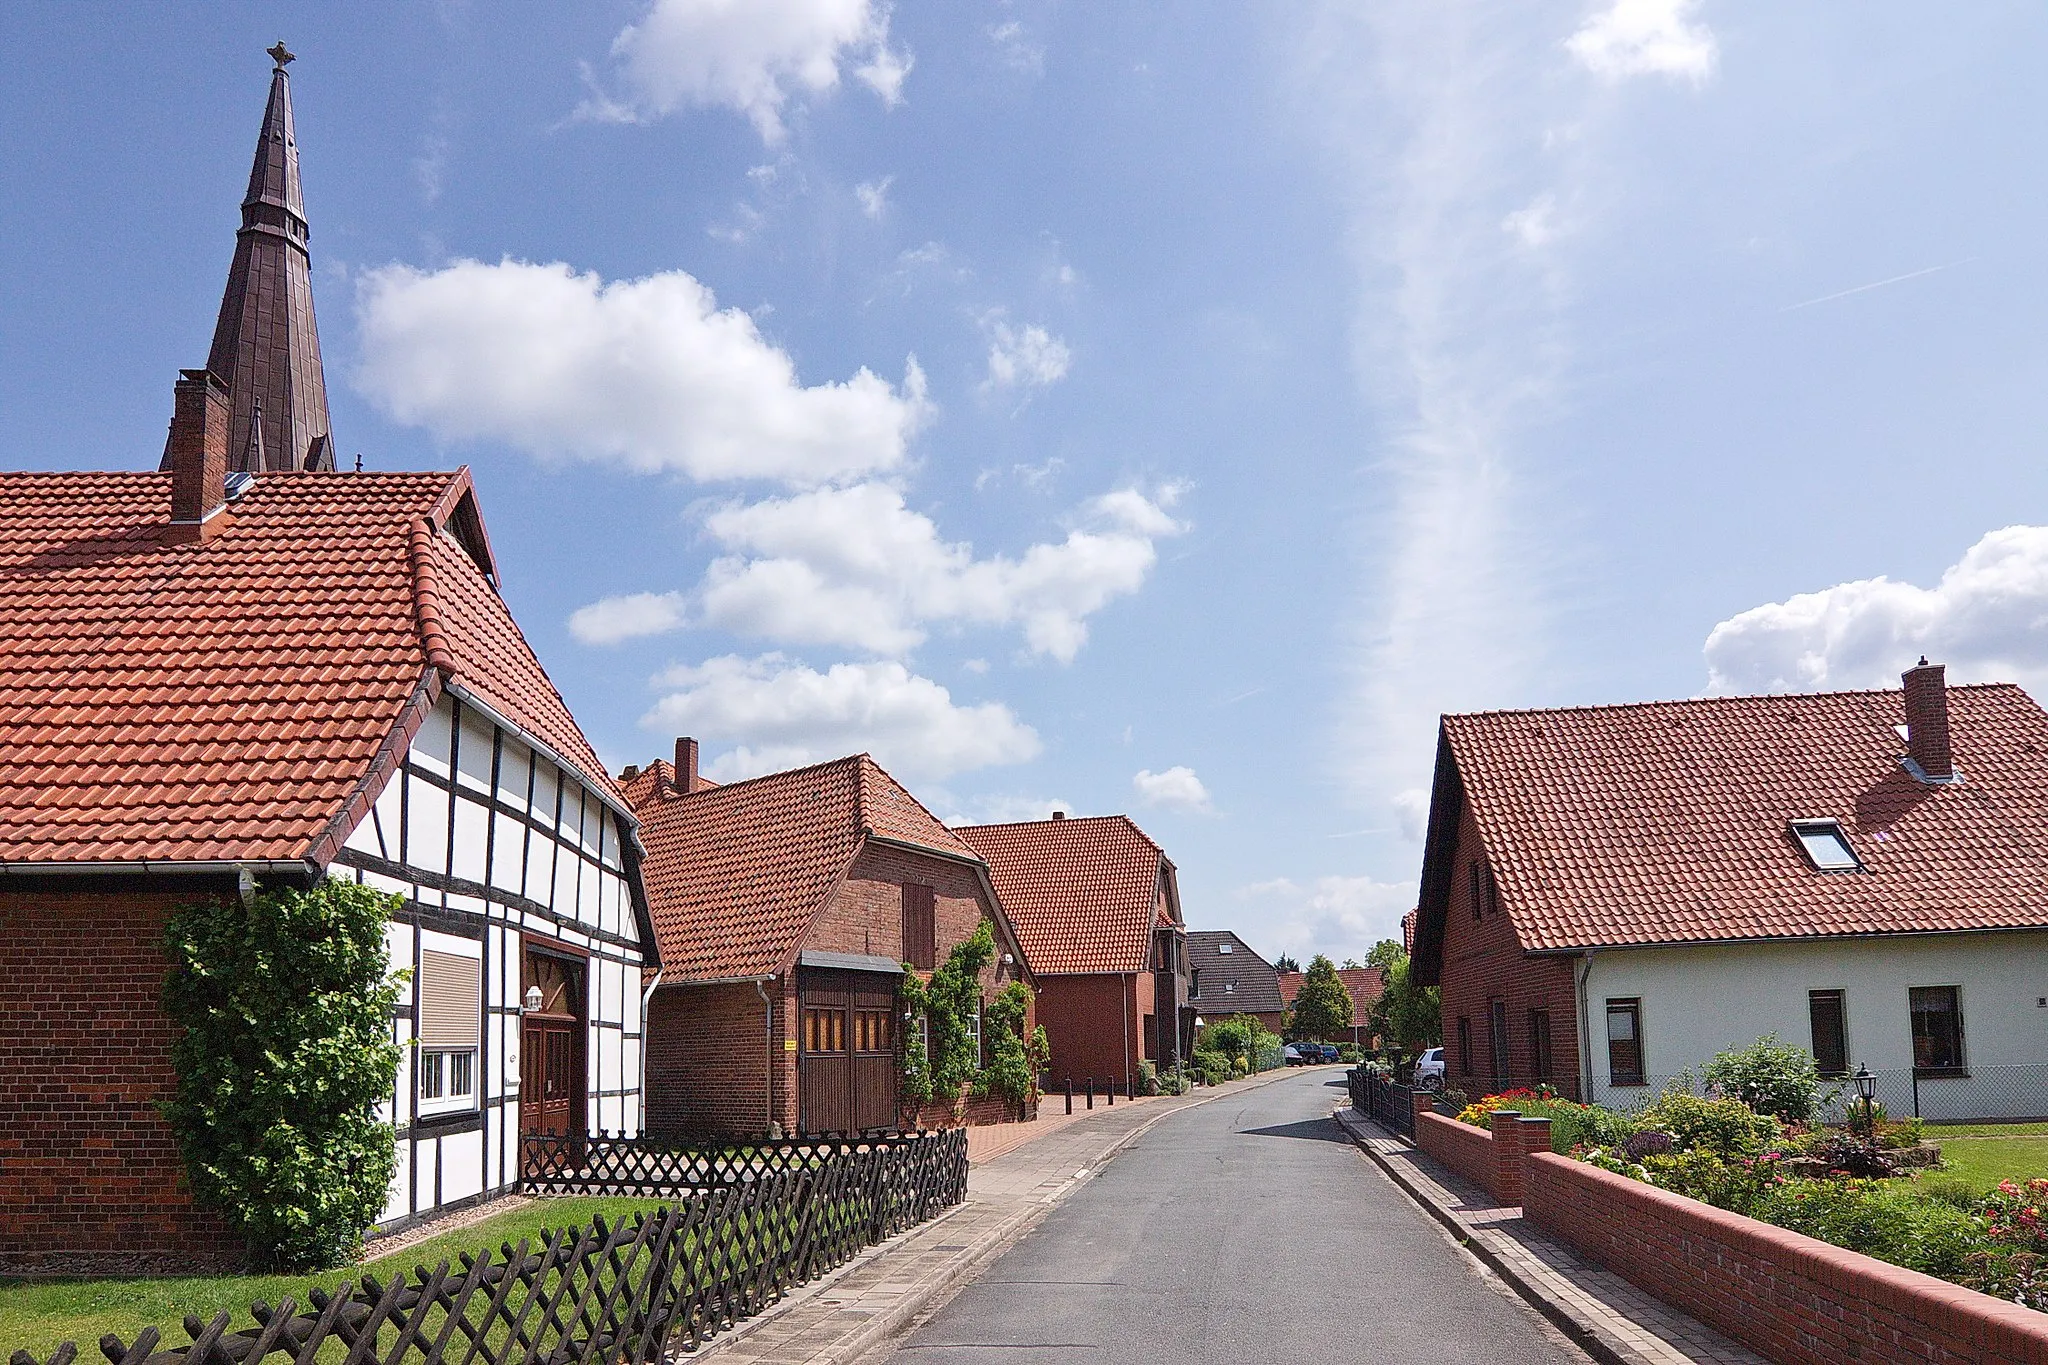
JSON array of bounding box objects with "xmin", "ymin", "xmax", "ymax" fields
[
  {"xmin": 1051, "ymin": 810, "xmax": 1066, "ymax": 820},
  {"xmin": 1902, "ymin": 657, "xmax": 1954, "ymax": 781},
  {"xmin": 674, "ymin": 736, "xmax": 701, "ymax": 794},
  {"xmin": 165, "ymin": 369, "xmax": 231, "ymax": 542}
]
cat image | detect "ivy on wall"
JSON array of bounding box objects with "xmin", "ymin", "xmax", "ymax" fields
[
  {"xmin": 900, "ymin": 918, "xmax": 1047, "ymax": 1110},
  {"xmin": 162, "ymin": 878, "xmax": 405, "ymax": 1271}
]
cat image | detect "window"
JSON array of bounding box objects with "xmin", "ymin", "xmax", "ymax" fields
[
  {"xmin": 1528, "ymin": 1009, "xmax": 1553, "ymax": 1084},
  {"xmin": 1489, "ymin": 1000, "xmax": 1509, "ymax": 1086},
  {"xmin": 1189, "ymin": 969, "xmax": 1202, "ymax": 999},
  {"xmin": 969, "ymin": 1001, "xmax": 984, "ymax": 1066},
  {"xmin": 1223, "ymin": 980, "xmax": 1235, "ymax": 995},
  {"xmin": 1910, "ymin": 986, "xmax": 1966, "ymax": 1073},
  {"xmin": 1469, "ymin": 860, "xmax": 1498, "ymax": 919},
  {"xmin": 1606, "ymin": 999, "xmax": 1644, "ymax": 1086},
  {"xmin": 803, "ymin": 1006, "xmax": 846, "ymax": 1054},
  {"xmin": 418, "ymin": 948, "xmax": 481, "ymax": 1115},
  {"xmin": 1808, "ymin": 990, "xmax": 1848, "ymax": 1076},
  {"xmin": 853, "ymin": 1008, "xmax": 893, "ymax": 1055},
  {"xmin": 1457, "ymin": 1016, "xmax": 1473, "ymax": 1077},
  {"xmin": 1217, "ymin": 942, "xmax": 1234, "ymax": 954},
  {"xmin": 1790, "ymin": 819, "xmax": 1862, "ymax": 872},
  {"xmin": 901, "ymin": 883, "xmax": 936, "ymax": 971}
]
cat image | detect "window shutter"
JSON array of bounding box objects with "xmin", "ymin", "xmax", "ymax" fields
[
  {"xmin": 902, "ymin": 884, "xmax": 936, "ymax": 970},
  {"xmin": 420, "ymin": 949, "xmax": 481, "ymax": 1048}
]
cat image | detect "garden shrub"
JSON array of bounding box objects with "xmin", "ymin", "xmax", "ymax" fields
[
  {"xmin": 1704, "ymin": 1034, "xmax": 1829, "ymax": 1123},
  {"xmin": 162, "ymin": 879, "xmax": 404, "ymax": 1271},
  {"xmin": 1641, "ymin": 1089, "xmax": 1780, "ymax": 1157},
  {"xmin": 1190, "ymin": 1048, "xmax": 1231, "ymax": 1086},
  {"xmin": 1756, "ymin": 1178, "xmax": 1981, "ymax": 1279}
]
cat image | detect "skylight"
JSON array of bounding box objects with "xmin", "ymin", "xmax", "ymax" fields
[
  {"xmin": 1217, "ymin": 942, "xmax": 1233, "ymax": 954},
  {"xmin": 1790, "ymin": 819, "xmax": 1862, "ymax": 872}
]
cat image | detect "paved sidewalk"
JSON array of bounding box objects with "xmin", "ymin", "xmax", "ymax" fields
[
  {"xmin": 1333, "ymin": 1108, "xmax": 1766, "ymax": 1365},
  {"xmin": 685, "ymin": 1069, "xmax": 1296, "ymax": 1365}
]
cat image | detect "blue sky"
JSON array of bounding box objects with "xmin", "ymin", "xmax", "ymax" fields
[{"xmin": 8, "ymin": 2, "xmax": 2048, "ymax": 964}]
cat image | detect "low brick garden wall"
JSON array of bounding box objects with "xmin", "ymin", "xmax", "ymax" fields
[{"xmin": 1389, "ymin": 1089, "xmax": 2048, "ymax": 1364}]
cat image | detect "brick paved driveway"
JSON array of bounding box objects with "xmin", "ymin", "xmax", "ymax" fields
[{"xmin": 874, "ymin": 1068, "xmax": 1586, "ymax": 1364}]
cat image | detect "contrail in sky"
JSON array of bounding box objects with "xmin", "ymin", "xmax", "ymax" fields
[{"xmin": 1781, "ymin": 258, "xmax": 1974, "ymax": 313}]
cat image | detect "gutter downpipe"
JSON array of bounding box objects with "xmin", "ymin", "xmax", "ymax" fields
[
  {"xmin": 637, "ymin": 969, "xmax": 663, "ymax": 1134},
  {"xmin": 1575, "ymin": 949, "xmax": 1596, "ymax": 1105},
  {"xmin": 755, "ymin": 978, "xmax": 781, "ymax": 1138}
]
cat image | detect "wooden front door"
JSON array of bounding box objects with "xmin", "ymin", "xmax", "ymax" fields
[
  {"xmin": 799, "ymin": 969, "xmax": 899, "ymax": 1135},
  {"xmin": 521, "ymin": 949, "xmax": 585, "ymax": 1139}
]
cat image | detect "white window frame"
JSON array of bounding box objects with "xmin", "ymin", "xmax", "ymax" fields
[{"xmin": 417, "ymin": 933, "xmax": 483, "ymax": 1120}]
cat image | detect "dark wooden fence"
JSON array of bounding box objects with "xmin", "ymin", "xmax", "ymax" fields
[
  {"xmin": 8, "ymin": 1129, "xmax": 969, "ymax": 1365},
  {"xmin": 1349, "ymin": 1069, "xmax": 1415, "ymax": 1137}
]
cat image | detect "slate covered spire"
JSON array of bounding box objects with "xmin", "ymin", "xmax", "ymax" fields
[{"xmin": 167, "ymin": 43, "xmax": 334, "ymax": 473}]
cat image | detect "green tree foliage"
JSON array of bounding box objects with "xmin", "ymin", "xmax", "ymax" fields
[
  {"xmin": 900, "ymin": 918, "xmax": 997, "ymax": 1105},
  {"xmin": 1198, "ymin": 1013, "xmax": 1278, "ymax": 1071},
  {"xmin": 1288, "ymin": 954, "xmax": 1353, "ymax": 1041},
  {"xmin": 1704, "ymin": 1034, "xmax": 1829, "ymax": 1123},
  {"xmin": 161, "ymin": 879, "xmax": 404, "ymax": 1271},
  {"xmin": 976, "ymin": 979, "xmax": 1048, "ymax": 1105},
  {"xmin": 1362, "ymin": 939, "xmax": 1441, "ymax": 1052},
  {"xmin": 1272, "ymin": 954, "xmax": 1300, "ymax": 973}
]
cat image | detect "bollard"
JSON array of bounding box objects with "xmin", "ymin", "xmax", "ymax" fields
[
  {"xmin": 1086, "ymin": 1077, "xmax": 1095, "ymax": 1109},
  {"xmin": 1065, "ymin": 1078, "xmax": 1074, "ymax": 1115},
  {"xmin": 1108, "ymin": 1076, "xmax": 1115, "ymax": 1105}
]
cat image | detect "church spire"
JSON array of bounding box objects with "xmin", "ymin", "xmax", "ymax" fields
[{"xmin": 170, "ymin": 43, "xmax": 334, "ymax": 473}]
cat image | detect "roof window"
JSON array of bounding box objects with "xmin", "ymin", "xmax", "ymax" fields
[
  {"xmin": 1217, "ymin": 942, "xmax": 1233, "ymax": 954},
  {"xmin": 1790, "ymin": 819, "xmax": 1862, "ymax": 872}
]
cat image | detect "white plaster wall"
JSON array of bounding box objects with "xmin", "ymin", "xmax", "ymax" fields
[{"xmin": 1580, "ymin": 930, "xmax": 2048, "ymax": 1119}]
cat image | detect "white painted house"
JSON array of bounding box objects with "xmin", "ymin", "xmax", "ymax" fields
[{"xmin": 1414, "ymin": 661, "xmax": 2048, "ymax": 1121}]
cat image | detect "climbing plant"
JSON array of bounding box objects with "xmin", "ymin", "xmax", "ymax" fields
[
  {"xmin": 161, "ymin": 877, "xmax": 405, "ymax": 1271},
  {"xmin": 976, "ymin": 979, "xmax": 1049, "ymax": 1105},
  {"xmin": 900, "ymin": 918, "xmax": 997, "ymax": 1106}
]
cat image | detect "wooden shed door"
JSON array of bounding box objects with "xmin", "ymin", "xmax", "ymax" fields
[{"xmin": 799, "ymin": 969, "xmax": 899, "ymax": 1135}]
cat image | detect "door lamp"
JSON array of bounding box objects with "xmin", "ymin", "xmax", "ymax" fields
[{"xmin": 524, "ymin": 984, "xmax": 544, "ymax": 1014}]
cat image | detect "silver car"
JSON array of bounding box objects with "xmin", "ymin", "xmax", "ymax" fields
[{"xmin": 1412, "ymin": 1047, "xmax": 1446, "ymax": 1088}]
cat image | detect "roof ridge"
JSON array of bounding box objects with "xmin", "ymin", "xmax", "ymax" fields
[
  {"xmin": 664, "ymin": 752, "xmax": 863, "ymax": 801},
  {"xmin": 1445, "ymin": 681, "xmax": 2026, "ymax": 723},
  {"xmin": 406, "ymin": 516, "xmax": 458, "ymax": 676}
]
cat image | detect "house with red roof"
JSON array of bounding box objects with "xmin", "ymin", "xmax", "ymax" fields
[
  {"xmin": 1185, "ymin": 930, "xmax": 1287, "ymax": 1035},
  {"xmin": 1412, "ymin": 660, "xmax": 2048, "ymax": 1120},
  {"xmin": 1277, "ymin": 966, "xmax": 1384, "ymax": 1048},
  {"xmin": 955, "ymin": 814, "xmax": 1189, "ymax": 1092},
  {"xmin": 626, "ymin": 741, "xmax": 1032, "ymax": 1137},
  {"xmin": 0, "ymin": 53, "xmax": 653, "ymax": 1273}
]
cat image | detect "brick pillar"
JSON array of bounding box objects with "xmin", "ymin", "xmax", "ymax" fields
[
  {"xmin": 1412, "ymin": 1086, "xmax": 1438, "ymax": 1132},
  {"xmin": 1516, "ymin": 1116, "xmax": 1551, "ymax": 1203},
  {"xmin": 1489, "ymin": 1110, "xmax": 1525, "ymax": 1203}
]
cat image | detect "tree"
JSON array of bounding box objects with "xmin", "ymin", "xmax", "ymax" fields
[
  {"xmin": 1362, "ymin": 939, "xmax": 1440, "ymax": 1054},
  {"xmin": 1272, "ymin": 954, "xmax": 1301, "ymax": 973},
  {"xmin": 1288, "ymin": 954, "xmax": 1353, "ymax": 1040},
  {"xmin": 161, "ymin": 879, "xmax": 404, "ymax": 1270}
]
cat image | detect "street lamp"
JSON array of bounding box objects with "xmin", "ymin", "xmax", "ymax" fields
[{"xmin": 1853, "ymin": 1062, "xmax": 1876, "ymax": 1151}]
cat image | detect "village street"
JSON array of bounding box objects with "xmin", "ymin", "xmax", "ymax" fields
[{"xmin": 869, "ymin": 1070, "xmax": 1585, "ymax": 1365}]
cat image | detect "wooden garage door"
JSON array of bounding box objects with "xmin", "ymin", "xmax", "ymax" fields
[{"xmin": 799, "ymin": 969, "xmax": 899, "ymax": 1135}]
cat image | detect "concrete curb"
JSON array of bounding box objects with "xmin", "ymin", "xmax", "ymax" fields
[{"xmin": 1334, "ymin": 1108, "xmax": 1639, "ymax": 1365}]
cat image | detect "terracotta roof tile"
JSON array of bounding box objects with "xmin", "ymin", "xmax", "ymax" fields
[
  {"xmin": 0, "ymin": 469, "xmax": 615, "ymax": 864},
  {"xmin": 630, "ymin": 754, "xmax": 974, "ymax": 981},
  {"xmin": 954, "ymin": 816, "xmax": 1168, "ymax": 975},
  {"xmin": 1275, "ymin": 967, "xmax": 1383, "ymax": 1028},
  {"xmin": 1428, "ymin": 683, "xmax": 2048, "ymax": 956}
]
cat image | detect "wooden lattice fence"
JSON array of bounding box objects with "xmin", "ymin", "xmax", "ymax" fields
[{"xmin": 8, "ymin": 1129, "xmax": 969, "ymax": 1365}]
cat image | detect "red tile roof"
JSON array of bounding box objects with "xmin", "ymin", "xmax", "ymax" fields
[
  {"xmin": 630, "ymin": 753, "xmax": 980, "ymax": 981},
  {"xmin": 1275, "ymin": 967, "xmax": 1383, "ymax": 1028},
  {"xmin": 0, "ymin": 469, "xmax": 616, "ymax": 865},
  {"xmin": 1417, "ymin": 683, "xmax": 2048, "ymax": 970},
  {"xmin": 953, "ymin": 816, "xmax": 1172, "ymax": 975}
]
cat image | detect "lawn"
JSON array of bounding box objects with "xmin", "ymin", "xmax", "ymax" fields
[
  {"xmin": 1924, "ymin": 1120, "xmax": 2048, "ymax": 1138},
  {"xmin": 1933, "ymin": 1135, "xmax": 2048, "ymax": 1192},
  {"xmin": 0, "ymin": 1197, "xmax": 670, "ymax": 1365}
]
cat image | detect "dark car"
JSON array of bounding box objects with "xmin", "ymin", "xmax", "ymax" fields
[{"xmin": 1316, "ymin": 1042, "xmax": 1341, "ymax": 1064}]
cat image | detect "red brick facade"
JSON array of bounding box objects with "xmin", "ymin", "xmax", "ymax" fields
[
  {"xmin": 1035, "ymin": 972, "xmax": 1152, "ymax": 1090},
  {"xmin": 0, "ymin": 884, "xmax": 241, "ymax": 1274},
  {"xmin": 643, "ymin": 840, "xmax": 1031, "ymax": 1138},
  {"xmin": 1436, "ymin": 801, "xmax": 1581, "ymax": 1098}
]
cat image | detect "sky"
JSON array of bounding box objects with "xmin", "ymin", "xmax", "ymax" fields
[{"xmin": 7, "ymin": 2, "xmax": 2048, "ymax": 966}]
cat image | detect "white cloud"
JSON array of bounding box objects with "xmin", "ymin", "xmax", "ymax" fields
[
  {"xmin": 1234, "ymin": 875, "xmax": 1415, "ymax": 966},
  {"xmin": 1704, "ymin": 526, "xmax": 2048, "ymax": 695},
  {"xmin": 586, "ymin": 0, "xmax": 911, "ymax": 142},
  {"xmin": 987, "ymin": 20, "xmax": 1045, "ymax": 77},
  {"xmin": 677, "ymin": 481, "xmax": 1186, "ymax": 661},
  {"xmin": 643, "ymin": 654, "xmax": 1039, "ymax": 781},
  {"xmin": 982, "ymin": 318, "xmax": 1072, "ymax": 393},
  {"xmin": 354, "ymin": 259, "xmax": 929, "ymax": 486},
  {"xmin": 855, "ymin": 175, "xmax": 893, "ymax": 219},
  {"xmin": 1133, "ymin": 766, "xmax": 1213, "ymax": 814},
  {"xmin": 1501, "ymin": 193, "xmax": 1560, "ymax": 248},
  {"xmin": 929, "ymin": 791, "xmax": 1073, "ymax": 826},
  {"xmin": 1566, "ymin": 0, "xmax": 1718, "ymax": 85},
  {"xmin": 569, "ymin": 591, "xmax": 688, "ymax": 646}
]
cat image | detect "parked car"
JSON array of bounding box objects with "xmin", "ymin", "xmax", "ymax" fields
[
  {"xmin": 1282, "ymin": 1044, "xmax": 1306, "ymax": 1066},
  {"xmin": 1315, "ymin": 1042, "xmax": 1340, "ymax": 1064},
  {"xmin": 1412, "ymin": 1047, "xmax": 1446, "ymax": 1088}
]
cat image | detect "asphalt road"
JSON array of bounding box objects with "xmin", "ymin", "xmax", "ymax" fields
[{"xmin": 879, "ymin": 1069, "xmax": 1585, "ymax": 1365}]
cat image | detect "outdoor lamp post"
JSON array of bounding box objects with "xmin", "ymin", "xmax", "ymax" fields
[{"xmin": 1853, "ymin": 1062, "xmax": 1876, "ymax": 1151}]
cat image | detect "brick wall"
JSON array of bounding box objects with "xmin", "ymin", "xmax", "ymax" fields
[
  {"xmin": 1414, "ymin": 1109, "xmax": 1502, "ymax": 1199},
  {"xmin": 0, "ymin": 885, "xmax": 242, "ymax": 1274},
  {"xmin": 1523, "ymin": 1151, "xmax": 2048, "ymax": 1364},
  {"xmin": 1438, "ymin": 799, "xmax": 1582, "ymax": 1096},
  {"xmin": 907, "ymin": 1087, "xmax": 1038, "ymax": 1129},
  {"xmin": 644, "ymin": 980, "xmax": 776, "ymax": 1136},
  {"xmin": 1037, "ymin": 973, "xmax": 1138, "ymax": 1089}
]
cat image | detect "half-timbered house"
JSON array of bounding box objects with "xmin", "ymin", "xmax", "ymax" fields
[{"xmin": 0, "ymin": 52, "xmax": 652, "ymax": 1273}]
